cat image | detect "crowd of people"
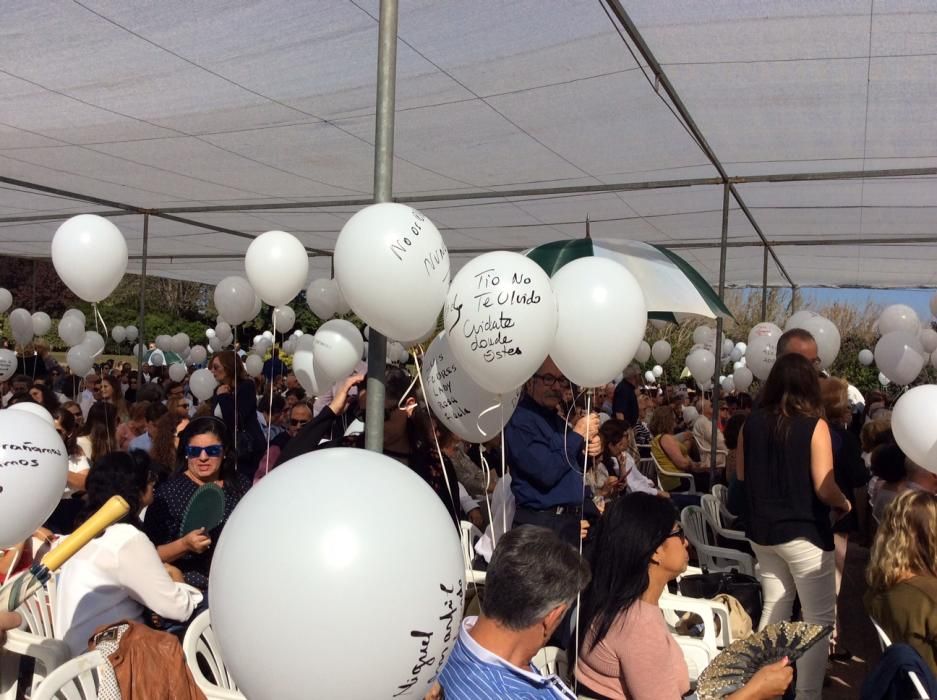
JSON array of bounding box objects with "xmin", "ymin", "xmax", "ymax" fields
[{"xmin": 1, "ymin": 324, "xmax": 935, "ymax": 699}]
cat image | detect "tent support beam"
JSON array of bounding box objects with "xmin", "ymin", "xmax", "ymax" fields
[
  {"xmin": 365, "ymin": 0, "xmax": 398, "ymax": 453},
  {"xmin": 761, "ymin": 246, "xmax": 769, "ymax": 322},
  {"xmin": 137, "ymin": 213, "xmax": 149, "ymax": 373},
  {"xmin": 710, "ymin": 183, "xmax": 730, "ymax": 483}
]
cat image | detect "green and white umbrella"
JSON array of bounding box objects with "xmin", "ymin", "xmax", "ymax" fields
[
  {"xmin": 525, "ymin": 238, "xmax": 732, "ymax": 322},
  {"xmin": 143, "ymin": 348, "xmax": 184, "ymax": 366}
]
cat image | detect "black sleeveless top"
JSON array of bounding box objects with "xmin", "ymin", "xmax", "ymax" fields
[{"xmin": 742, "ymin": 409, "xmax": 833, "ymax": 551}]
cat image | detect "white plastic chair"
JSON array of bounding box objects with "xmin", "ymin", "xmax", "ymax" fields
[
  {"xmin": 659, "ymin": 590, "xmax": 733, "ymax": 650},
  {"xmin": 182, "ymin": 610, "xmax": 245, "ymax": 700},
  {"xmin": 532, "ymin": 645, "xmax": 568, "ymax": 682},
  {"xmin": 700, "ymin": 494, "xmax": 749, "ymax": 545},
  {"xmin": 681, "ymin": 506, "xmax": 755, "ymax": 576},
  {"xmin": 15, "ymin": 573, "xmax": 58, "ymax": 639},
  {"xmin": 0, "ymin": 628, "xmax": 72, "ymax": 700},
  {"xmin": 651, "ymin": 453, "xmax": 697, "ymax": 494},
  {"xmin": 710, "ymin": 483, "xmax": 737, "ymax": 521},
  {"xmin": 459, "ymin": 520, "xmax": 486, "ymax": 586},
  {"xmin": 30, "ymin": 650, "xmax": 106, "ymax": 700},
  {"xmin": 870, "ymin": 617, "xmax": 930, "ymax": 699},
  {"xmin": 693, "ymin": 435, "xmax": 727, "ymax": 471}
]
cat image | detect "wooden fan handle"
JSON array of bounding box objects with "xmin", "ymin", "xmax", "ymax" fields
[{"xmin": 40, "ymin": 496, "xmax": 130, "ymax": 572}]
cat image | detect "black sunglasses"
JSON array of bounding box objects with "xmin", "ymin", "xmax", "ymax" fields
[
  {"xmin": 665, "ymin": 525, "xmax": 686, "ymax": 543},
  {"xmin": 185, "ymin": 444, "xmax": 224, "ymax": 459},
  {"xmin": 290, "ymin": 418, "xmax": 310, "ymax": 427}
]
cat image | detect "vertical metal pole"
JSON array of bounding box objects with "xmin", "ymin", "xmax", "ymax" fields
[
  {"xmin": 137, "ymin": 213, "xmax": 149, "ymax": 373},
  {"xmin": 31, "ymin": 260, "xmax": 37, "ymax": 312},
  {"xmin": 790, "ymin": 285, "xmax": 797, "ymax": 314},
  {"xmin": 365, "ymin": 0, "xmax": 398, "ymax": 452},
  {"xmin": 710, "ymin": 183, "xmax": 730, "ymax": 485},
  {"xmin": 761, "ymin": 245, "xmax": 769, "ymax": 322}
]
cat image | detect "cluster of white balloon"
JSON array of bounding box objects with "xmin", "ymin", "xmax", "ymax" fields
[{"xmin": 857, "ymin": 303, "xmax": 937, "ymax": 387}]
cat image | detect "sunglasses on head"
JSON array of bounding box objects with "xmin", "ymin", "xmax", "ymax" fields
[
  {"xmin": 185, "ymin": 444, "xmax": 224, "ymax": 459},
  {"xmin": 290, "ymin": 418, "xmax": 310, "ymax": 427}
]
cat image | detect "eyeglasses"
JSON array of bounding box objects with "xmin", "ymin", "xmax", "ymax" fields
[
  {"xmin": 290, "ymin": 418, "xmax": 310, "ymax": 427},
  {"xmin": 533, "ymin": 373, "xmax": 571, "ymax": 387},
  {"xmin": 185, "ymin": 444, "xmax": 224, "ymax": 459},
  {"xmin": 665, "ymin": 525, "xmax": 686, "ymax": 543}
]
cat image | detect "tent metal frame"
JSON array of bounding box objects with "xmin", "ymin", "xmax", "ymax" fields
[{"xmin": 0, "ymin": 1, "xmax": 932, "ymax": 459}]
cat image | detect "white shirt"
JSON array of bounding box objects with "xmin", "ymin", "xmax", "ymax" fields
[
  {"xmin": 55, "ymin": 523, "xmax": 202, "ymax": 657},
  {"xmin": 613, "ymin": 454, "xmax": 659, "ymax": 496},
  {"xmin": 458, "ymin": 482, "xmax": 479, "ymax": 515}
]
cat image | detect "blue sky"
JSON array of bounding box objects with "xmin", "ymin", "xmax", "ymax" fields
[{"xmin": 801, "ymin": 287, "xmax": 935, "ymax": 319}]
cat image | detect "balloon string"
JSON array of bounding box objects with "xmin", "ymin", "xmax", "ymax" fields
[
  {"xmin": 573, "ymin": 389, "xmax": 593, "ymax": 697},
  {"xmin": 265, "ymin": 316, "xmax": 276, "ymax": 465},
  {"xmin": 478, "ymin": 449, "xmax": 496, "ymax": 549},
  {"xmin": 562, "ymin": 388, "xmax": 589, "ymax": 473},
  {"xmin": 233, "ymin": 325, "xmax": 238, "ymax": 456},
  {"xmin": 500, "ymin": 399, "xmax": 508, "ymax": 536}
]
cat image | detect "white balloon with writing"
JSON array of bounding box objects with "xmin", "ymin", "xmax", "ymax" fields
[
  {"xmin": 0, "ymin": 411, "xmax": 68, "ymax": 547},
  {"xmin": 745, "ymin": 335, "xmax": 777, "ymax": 381},
  {"xmin": 749, "ymin": 322, "xmax": 783, "ymax": 344},
  {"xmin": 245, "ymin": 231, "xmax": 309, "ymax": 307},
  {"xmin": 422, "ymin": 332, "xmax": 520, "ymax": 443},
  {"xmin": 444, "ymin": 252, "xmax": 556, "ymax": 395},
  {"xmin": 335, "ymin": 203, "xmax": 450, "ymax": 342},
  {"xmin": 550, "ymin": 257, "xmax": 647, "ymax": 388},
  {"xmin": 52, "ymin": 215, "xmax": 128, "ymax": 302},
  {"xmin": 312, "ymin": 320, "xmax": 364, "ymax": 386},
  {"xmin": 0, "ymin": 349, "xmax": 16, "ymax": 382},
  {"xmin": 892, "ymin": 386, "xmax": 937, "ymax": 474}
]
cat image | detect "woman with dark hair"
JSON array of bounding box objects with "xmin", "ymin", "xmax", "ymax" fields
[
  {"xmin": 576, "ymin": 492, "xmax": 792, "ymax": 699},
  {"xmin": 29, "ymin": 382, "xmax": 60, "ymax": 414},
  {"xmin": 99, "ymin": 374, "xmax": 129, "ymax": 423},
  {"xmin": 143, "ymin": 416, "xmax": 250, "ymax": 591},
  {"xmin": 44, "ymin": 407, "xmax": 92, "ymax": 534},
  {"xmin": 737, "ymin": 353, "xmax": 851, "ymax": 699},
  {"xmin": 75, "ymin": 402, "xmax": 119, "ymax": 465},
  {"xmin": 599, "ymin": 419, "xmax": 665, "ymax": 498},
  {"xmin": 149, "ymin": 412, "xmax": 189, "ymax": 479},
  {"xmin": 208, "ymin": 350, "xmax": 265, "ymax": 479},
  {"xmin": 870, "ymin": 442, "xmax": 908, "ymax": 521},
  {"xmin": 54, "ymin": 451, "xmax": 202, "ymax": 657}
]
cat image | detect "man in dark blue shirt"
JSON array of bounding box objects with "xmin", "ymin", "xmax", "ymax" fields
[
  {"xmin": 612, "ymin": 364, "xmax": 640, "ymax": 426},
  {"xmin": 505, "ymin": 357, "xmax": 601, "ymax": 546}
]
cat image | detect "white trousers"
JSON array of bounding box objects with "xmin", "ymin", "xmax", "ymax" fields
[{"xmin": 751, "ymin": 538, "xmax": 835, "ymax": 700}]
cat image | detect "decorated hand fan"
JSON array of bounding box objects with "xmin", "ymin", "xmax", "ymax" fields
[
  {"xmin": 179, "ymin": 483, "xmax": 226, "ymax": 537},
  {"xmin": 696, "ymin": 621, "xmax": 832, "ymax": 699}
]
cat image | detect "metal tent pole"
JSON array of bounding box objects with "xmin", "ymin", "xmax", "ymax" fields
[
  {"xmin": 137, "ymin": 213, "xmax": 149, "ymax": 374},
  {"xmin": 364, "ymin": 0, "xmax": 398, "ymax": 453},
  {"xmin": 761, "ymin": 246, "xmax": 769, "ymax": 321},
  {"xmin": 709, "ymin": 183, "xmax": 730, "ymax": 484}
]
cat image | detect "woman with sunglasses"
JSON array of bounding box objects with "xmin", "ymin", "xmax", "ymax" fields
[
  {"xmin": 143, "ymin": 416, "xmax": 250, "ymax": 591},
  {"xmin": 576, "ymin": 492, "xmax": 793, "ymax": 700},
  {"xmin": 55, "ymin": 451, "xmax": 202, "ymax": 657}
]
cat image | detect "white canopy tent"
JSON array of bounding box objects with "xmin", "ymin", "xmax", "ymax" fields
[{"xmin": 0, "ymin": 0, "xmax": 935, "ymax": 292}]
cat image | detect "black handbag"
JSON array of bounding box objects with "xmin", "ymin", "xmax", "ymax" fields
[{"xmin": 674, "ymin": 571, "xmax": 764, "ymax": 628}]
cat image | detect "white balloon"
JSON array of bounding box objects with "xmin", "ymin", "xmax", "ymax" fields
[
  {"xmin": 272, "ymin": 306, "xmax": 296, "ymax": 333},
  {"xmin": 652, "ymin": 365, "xmax": 664, "ymax": 378},
  {"xmin": 66, "ymin": 343, "xmax": 94, "ymax": 376},
  {"xmin": 745, "ymin": 335, "xmax": 777, "ymax": 381},
  {"xmin": 306, "ymin": 278, "xmax": 340, "ymax": 320},
  {"xmin": 920, "ymin": 328, "xmax": 937, "ymax": 354},
  {"xmin": 651, "ymin": 340, "xmax": 672, "ymax": 365},
  {"xmin": 0, "ymin": 349, "xmax": 16, "ymax": 382},
  {"xmin": 293, "ymin": 330, "xmax": 304, "ymax": 337},
  {"xmin": 874, "ymin": 331, "xmax": 925, "ymax": 386},
  {"xmin": 634, "ymin": 341, "xmax": 651, "ymax": 364},
  {"xmin": 31, "ymin": 312, "xmax": 51, "ymax": 337},
  {"xmin": 423, "ymin": 332, "xmax": 521, "ymax": 443},
  {"xmin": 802, "ymin": 315, "xmax": 841, "ymax": 370},
  {"xmin": 649, "ymin": 319, "xmax": 670, "ymax": 331},
  {"xmin": 332, "ymin": 280, "xmax": 351, "ymax": 315},
  {"xmin": 168, "ymin": 363, "xmax": 188, "ymax": 382},
  {"xmin": 189, "ymin": 345, "xmax": 208, "ymax": 365},
  {"xmin": 216, "ymin": 322, "xmax": 233, "ymax": 344},
  {"xmin": 0, "ymin": 411, "xmax": 68, "ymax": 547},
  {"xmin": 210, "ymin": 449, "xmax": 463, "ymax": 700},
  {"xmin": 784, "ymin": 310, "xmax": 818, "ymax": 331},
  {"xmin": 733, "ymin": 360, "xmax": 745, "ymax": 371},
  {"xmin": 693, "ymin": 326, "xmax": 715, "ymax": 346},
  {"xmin": 892, "ymin": 386, "xmax": 937, "ymax": 473},
  {"xmin": 131, "ymin": 344, "xmax": 140, "ymax": 358},
  {"xmin": 214, "ymin": 276, "xmax": 256, "ymax": 326},
  {"xmin": 644, "ymin": 370, "xmax": 656, "ymax": 384},
  {"xmin": 207, "ymin": 337, "xmax": 224, "ymax": 353},
  {"xmin": 291, "ymin": 349, "xmax": 322, "ymax": 396},
  {"xmin": 443, "ymin": 252, "xmax": 556, "ymax": 395},
  {"xmin": 57, "ymin": 314, "xmax": 85, "ymax": 347},
  {"xmin": 52, "ymin": 215, "xmax": 127, "ymax": 302},
  {"xmin": 721, "ymin": 376, "xmax": 736, "ymax": 393},
  {"xmin": 124, "ymin": 325, "xmax": 138, "ymax": 342},
  {"xmin": 83, "ymin": 331, "xmax": 105, "ymax": 356},
  {"xmin": 879, "ymin": 372, "xmax": 891, "ymax": 387},
  {"xmin": 363, "ymin": 326, "xmax": 370, "ymax": 341},
  {"xmin": 248, "ymin": 294, "xmax": 262, "ymax": 322},
  {"xmin": 858, "ymin": 349, "xmax": 874, "ymax": 366},
  {"xmin": 63, "ymin": 308, "xmax": 86, "ymax": 325},
  {"xmin": 171, "ymin": 333, "xmax": 190, "ymax": 354},
  {"xmin": 749, "ymin": 322, "xmax": 783, "ymax": 343},
  {"xmin": 281, "ymin": 339, "xmax": 296, "ymax": 356},
  {"xmin": 335, "ymin": 203, "xmax": 450, "ymax": 341},
  {"xmin": 9, "ymin": 308, "xmax": 33, "ymax": 346},
  {"xmin": 732, "ymin": 366, "xmax": 754, "ymax": 392},
  {"xmin": 313, "ymin": 320, "xmax": 365, "ymax": 386},
  {"xmin": 0, "ymin": 288, "xmax": 11, "ymax": 314},
  {"xmin": 189, "ymin": 368, "xmax": 217, "ymax": 401},
  {"xmin": 8, "ymin": 402, "xmax": 54, "ymax": 425},
  {"xmin": 686, "ymin": 348, "xmax": 716, "ymax": 385},
  {"xmin": 722, "ymin": 338, "xmax": 735, "ymax": 357},
  {"xmin": 111, "ymin": 325, "xmax": 126, "ymax": 344},
  {"xmin": 263, "ymin": 331, "xmax": 274, "ymax": 341},
  {"xmin": 878, "ymin": 304, "xmax": 921, "ymax": 336},
  {"xmin": 245, "ymin": 355, "xmax": 264, "ymax": 378},
  {"xmin": 386, "ymin": 342, "xmax": 406, "ymax": 366},
  {"xmin": 731, "ymin": 342, "xmax": 747, "ymax": 362},
  {"xmin": 550, "ymin": 257, "xmax": 647, "ymax": 388},
  {"xmin": 149, "ymin": 350, "xmax": 165, "ymax": 367},
  {"xmin": 932, "ymin": 348, "xmax": 937, "ymax": 370},
  {"xmin": 245, "ymin": 231, "xmax": 309, "ymax": 307},
  {"xmin": 155, "ymin": 334, "xmax": 172, "ymax": 351}
]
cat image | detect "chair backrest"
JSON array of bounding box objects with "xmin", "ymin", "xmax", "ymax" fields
[
  {"xmin": 182, "ymin": 610, "xmax": 241, "ymax": 694},
  {"xmin": 711, "ymin": 484, "xmax": 728, "ymax": 508},
  {"xmin": 682, "ymin": 506, "xmax": 714, "ymax": 548},
  {"xmin": 532, "ymin": 646, "xmax": 568, "ymax": 683},
  {"xmin": 700, "ymin": 494, "xmax": 724, "ymax": 533},
  {"xmin": 15, "ymin": 574, "xmax": 58, "ymax": 639},
  {"xmin": 30, "ymin": 650, "xmax": 105, "ymax": 700}
]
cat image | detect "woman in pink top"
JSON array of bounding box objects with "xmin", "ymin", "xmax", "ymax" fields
[{"xmin": 576, "ymin": 493, "xmax": 793, "ymax": 700}]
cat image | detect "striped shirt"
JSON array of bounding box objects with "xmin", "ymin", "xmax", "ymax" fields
[{"xmin": 438, "ymin": 617, "xmax": 576, "ymax": 699}]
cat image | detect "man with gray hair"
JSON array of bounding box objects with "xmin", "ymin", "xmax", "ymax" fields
[
  {"xmin": 777, "ymin": 327, "xmax": 820, "ymax": 367},
  {"xmin": 437, "ymin": 525, "xmax": 590, "ymax": 699},
  {"xmin": 612, "ymin": 363, "xmax": 641, "ymax": 426},
  {"xmin": 691, "ymin": 398, "xmax": 726, "ymax": 469}
]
